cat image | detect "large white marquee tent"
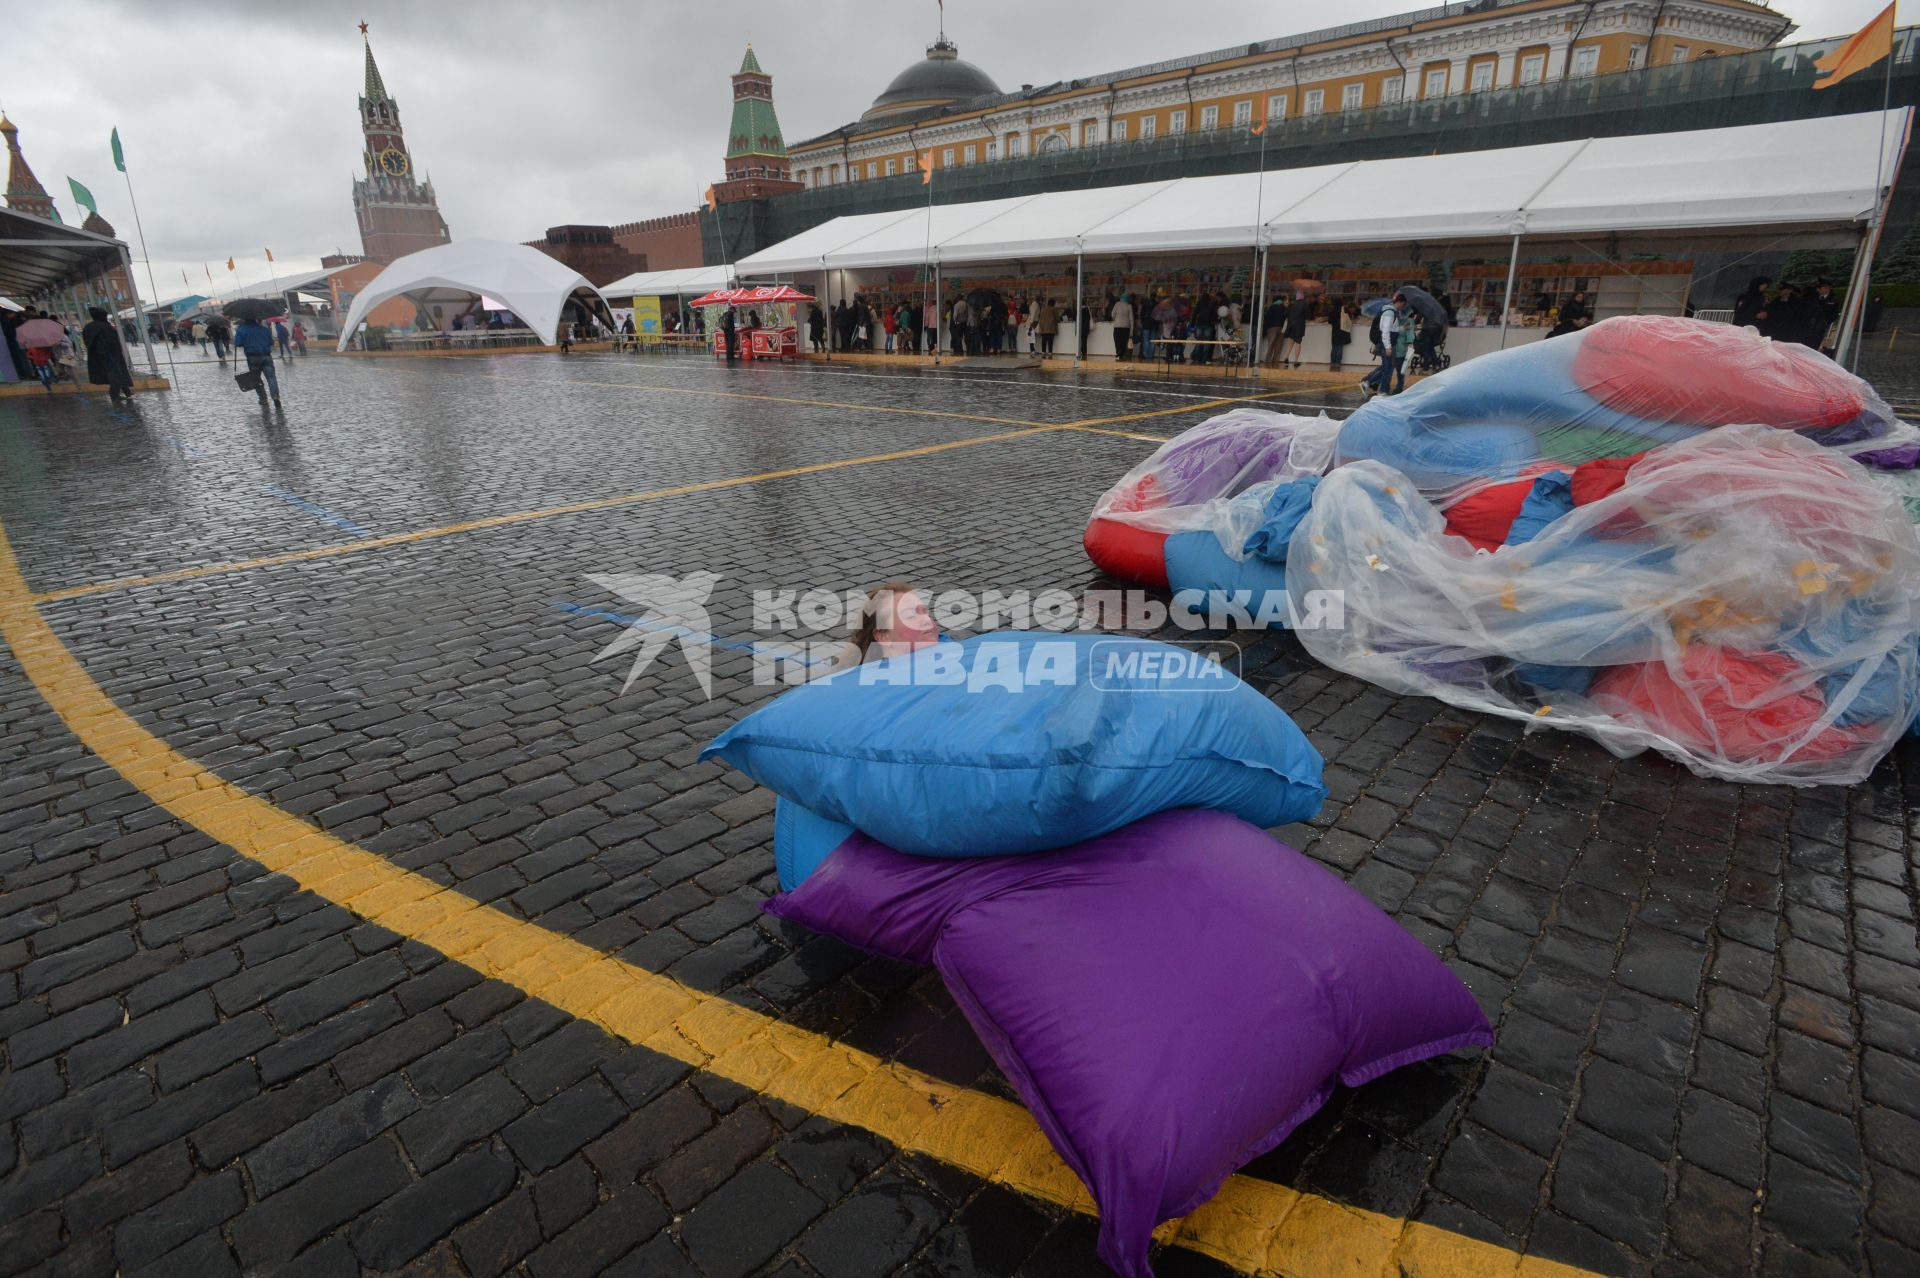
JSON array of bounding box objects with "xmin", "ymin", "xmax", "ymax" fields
[
  {"xmin": 334, "ymin": 240, "xmax": 612, "ymax": 351},
  {"xmin": 601, "ymin": 264, "xmax": 736, "ymax": 300},
  {"xmin": 736, "ymin": 109, "xmax": 1910, "ymax": 359}
]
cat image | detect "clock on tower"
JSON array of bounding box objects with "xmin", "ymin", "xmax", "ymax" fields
[{"xmin": 379, "ymin": 148, "xmax": 409, "ymax": 177}]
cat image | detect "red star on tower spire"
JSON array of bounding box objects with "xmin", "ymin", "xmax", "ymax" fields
[{"xmin": 358, "ymin": 20, "xmax": 369, "ymax": 35}]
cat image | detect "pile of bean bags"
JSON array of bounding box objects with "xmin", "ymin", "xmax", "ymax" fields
[
  {"xmin": 1333, "ymin": 315, "xmax": 1914, "ymax": 501},
  {"xmin": 1083, "ymin": 408, "xmax": 1339, "ymax": 592},
  {"xmin": 1077, "ymin": 316, "xmax": 1920, "ymax": 784},
  {"xmin": 703, "ymin": 633, "xmax": 1494, "ymax": 1276},
  {"xmin": 1293, "ymin": 428, "xmax": 1920, "ymax": 783}
]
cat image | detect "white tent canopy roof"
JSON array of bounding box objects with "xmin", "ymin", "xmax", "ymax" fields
[
  {"xmin": 601, "ymin": 264, "xmax": 736, "ymax": 298},
  {"xmin": 736, "ymin": 109, "xmax": 1911, "ymax": 276},
  {"xmin": 333, "ymin": 240, "xmax": 608, "ymax": 350}
]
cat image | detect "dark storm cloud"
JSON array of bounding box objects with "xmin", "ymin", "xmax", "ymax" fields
[{"xmin": 1, "ymin": 0, "xmax": 1867, "ymax": 297}]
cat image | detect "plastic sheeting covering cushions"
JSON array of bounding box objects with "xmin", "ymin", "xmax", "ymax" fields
[
  {"xmin": 700, "ymin": 633, "xmax": 1327, "ymax": 857},
  {"xmin": 1084, "ymin": 410, "xmax": 1340, "ymax": 586},
  {"xmin": 764, "ymin": 808, "xmax": 1494, "ymax": 1278},
  {"xmin": 1334, "ymin": 316, "xmax": 1911, "ymax": 501},
  {"xmin": 1287, "ymin": 428, "xmax": 1920, "ymax": 784}
]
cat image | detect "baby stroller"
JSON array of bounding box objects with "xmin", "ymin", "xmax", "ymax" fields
[{"xmin": 1408, "ymin": 318, "xmax": 1451, "ymax": 375}]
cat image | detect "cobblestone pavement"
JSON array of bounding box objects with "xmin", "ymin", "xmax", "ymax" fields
[{"xmin": 2, "ymin": 350, "xmax": 1917, "ymax": 1278}]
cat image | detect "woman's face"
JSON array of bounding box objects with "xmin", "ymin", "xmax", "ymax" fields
[{"xmin": 870, "ymin": 589, "xmax": 938, "ymax": 656}]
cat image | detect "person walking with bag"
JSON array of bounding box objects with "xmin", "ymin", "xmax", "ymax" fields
[{"xmin": 234, "ymin": 316, "xmax": 281, "ymax": 407}]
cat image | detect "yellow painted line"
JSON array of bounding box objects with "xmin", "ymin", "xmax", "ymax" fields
[
  {"xmin": 1064, "ymin": 425, "xmax": 1174, "ymax": 443},
  {"xmin": 0, "ymin": 514, "xmax": 1596, "ymax": 1278},
  {"xmin": 18, "ymin": 386, "xmax": 1227, "ymax": 608},
  {"xmin": 19, "ymin": 426, "xmax": 1067, "ymax": 607}
]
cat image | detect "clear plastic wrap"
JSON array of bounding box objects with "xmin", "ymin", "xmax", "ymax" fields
[
  {"xmin": 1335, "ymin": 316, "xmax": 1916, "ymax": 504},
  {"xmin": 1090, "ymin": 409, "xmax": 1340, "ymax": 536},
  {"xmin": 1287, "ymin": 427, "xmax": 1920, "ymax": 785}
]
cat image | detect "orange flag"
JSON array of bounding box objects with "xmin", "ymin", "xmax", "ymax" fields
[
  {"xmin": 264, "ymin": 247, "xmax": 274, "ymax": 262},
  {"xmin": 1814, "ymin": 1, "xmax": 1895, "ymax": 89},
  {"xmin": 703, "ymin": 185, "xmax": 717, "ymax": 212},
  {"xmin": 920, "ymin": 149, "xmax": 934, "ymax": 185},
  {"xmin": 225, "ymin": 257, "xmax": 235, "ymax": 271},
  {"xmin": 1250, "ymin": 119, "xmax": 1266, "ymax": 136}
]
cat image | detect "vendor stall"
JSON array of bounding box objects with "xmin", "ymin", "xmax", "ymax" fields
[{"xmin": 690, "ymin": 285, "xmax": 813, "ymax": 360}]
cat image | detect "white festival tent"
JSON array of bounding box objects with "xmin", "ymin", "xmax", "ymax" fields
[
  {"xmin": 333, "ymin": 240, "xmax": 612, "ymax": 351},
  {"xmin": 601, "ymin": 264, "xmax": 737, "ymax": 300},
  {"xmin": 736, "ymin": 109, "xmax": 1911, "ymax": 358}
]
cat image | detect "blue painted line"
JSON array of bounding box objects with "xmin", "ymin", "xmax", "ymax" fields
[
  {"xmin": 262, "ymin": 485, "xmax": 373, "ymax": 538},
  {"xmin": 156, "ymin": 432, "xmax": 201, "ymax": 457},
  {"xmin": 550, "ymin": 600, "xmax": 831, "ymax": 665}
]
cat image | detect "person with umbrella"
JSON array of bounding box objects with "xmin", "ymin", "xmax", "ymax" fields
[
  {"xmin": 82, "ymin": 307, "xmax": 135, "ymax": 405},
  {"xmin": 16, "ymin": 314, "xmax": 65, "ymax": 392},
  {"xmin": 227, "ymin": 299, "xmax": 282, "ymax": 407}
]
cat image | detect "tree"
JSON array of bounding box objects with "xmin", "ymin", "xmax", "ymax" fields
[
  {"xmin": 1779, "ymin": 248, "xmax": 1854, "ymax": 286},
  {"xmin": 1873, "ymin": 218, "xmax": 1920, "ymax": 285}
]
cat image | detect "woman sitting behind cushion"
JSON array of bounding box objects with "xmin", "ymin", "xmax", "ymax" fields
[{"xmin": 833, "ymin": 582, "xmax": 941, "ymax": 671}]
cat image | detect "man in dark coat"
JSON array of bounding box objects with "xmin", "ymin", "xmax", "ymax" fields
[
  {"xmin": 82, "ymin": 307, "xmax": 135, "ymax": 404},
  {"xmin": 720, "ymin": 307, "xmax": 739, "ymax": 364},
  {"xmin": 1806, "ymin": 279, "xmax": 1841, "ymax": 353}
]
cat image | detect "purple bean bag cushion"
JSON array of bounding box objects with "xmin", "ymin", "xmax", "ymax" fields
[{"xmin": 766, "ymin": 808, "xmax": 1494, "ymax": 1277}]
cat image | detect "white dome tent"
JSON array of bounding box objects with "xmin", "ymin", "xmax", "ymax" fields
[{"xmin": 333, "ymin": 239, "xmax": 613, "ymax": 351}]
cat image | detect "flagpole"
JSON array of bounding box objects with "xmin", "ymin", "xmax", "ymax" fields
[
  {"xmin": 1842, "ymin": 17, "xmax": 1899, "ymax": 369},
  {"xmin": 923, "ymin": 152, "xmax": 935, "ymax": 367},
  {"xmin": 1249, "ymin": 122, "xmax": 1269, "ymax": 374},
  {"xmin": 264, "ymin": 252, "xmax": 285, "ymax": 347},
  {"xmin": 114, "ymin": 143, "xmax": 172, "ymax": 383}
]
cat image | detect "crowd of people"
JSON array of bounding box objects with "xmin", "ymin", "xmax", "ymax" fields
[
  {"xmin": 1, "ymin": 306, "xmax": 138, "ymax": 404},
  {"xmin": 1731, "ymin": 276, "xmax": 1845, "ymax": 354},
  {"xmin": 794, "ymin": 289, "xmax": 1294, "ymax": 363}
]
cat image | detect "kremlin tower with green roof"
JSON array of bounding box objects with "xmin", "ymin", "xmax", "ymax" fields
[{"xmin": 716, "ymin": 45, "xmax": 802, "ymax": 204}]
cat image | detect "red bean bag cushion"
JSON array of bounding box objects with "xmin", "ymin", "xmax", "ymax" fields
[
  {"xmin": 1589, "ymin": 646, "xmax": 1868, "ymax": 765},
  {"xmin": 1084, "ymin": 517, "xmax": 1170, "ymax": 589},
  {"xmin": 1441, "ymin": 477, "xmax": 1537, "ymax": 551},
  {"xmin": 1571, "ymin": 315, "xmax": 1864, "ymax": 430},
  {"xmin": 1568, "ymin": 451, "xmax": 1651, "ymax": 506}
]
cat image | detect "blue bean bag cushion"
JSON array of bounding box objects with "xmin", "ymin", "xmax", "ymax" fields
[
  {"xmin": 702, "ymin": 632, "xmax": 1326, "ymax": 859},
  {"xmin": 773, "ymin": 797, "xmax": 856, "ymax": 890}
]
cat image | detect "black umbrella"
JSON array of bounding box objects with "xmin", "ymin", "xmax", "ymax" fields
[
  {"xmin": 1395, "ymin": 284, "xmax": 1446, "ymax": 328},
  {"xmin": 223, "ymin": 298, "xmax": 285, "ymax": 323},
  {"xmin": 966, "ymin": 287, "xmax": 1003, "ymax": 315}
]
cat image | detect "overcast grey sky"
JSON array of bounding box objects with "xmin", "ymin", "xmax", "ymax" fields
[{"xmin": 0, "ymin": 0, "xmax": 1880, "ymax": 300}]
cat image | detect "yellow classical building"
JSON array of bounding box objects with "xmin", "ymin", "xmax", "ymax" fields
[{"xmin": 788, "ymin": 0, "xmax": 1795, "ymax": 187}]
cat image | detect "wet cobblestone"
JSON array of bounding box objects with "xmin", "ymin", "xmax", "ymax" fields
[{"xmin": 1, "ymin": 350, "xmax": 1916, "ymax": 1276}]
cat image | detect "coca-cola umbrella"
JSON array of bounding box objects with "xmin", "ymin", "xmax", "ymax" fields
[
  {"xmin": 688, "ymin": 285, "xmax": 815, "ymax": 306},
  {"xmin": 14, "ymin": 318, "xmax": 65, "ymax": 348}
]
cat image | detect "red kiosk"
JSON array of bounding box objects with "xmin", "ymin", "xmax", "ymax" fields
[{"xmin": 693, "ymin": 285, "xmax": 812, "ymax": 361}]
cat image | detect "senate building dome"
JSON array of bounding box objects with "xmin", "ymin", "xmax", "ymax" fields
[{"xmin": 862, "ymin": 39, "xmax": 1002, "ymax": 122}]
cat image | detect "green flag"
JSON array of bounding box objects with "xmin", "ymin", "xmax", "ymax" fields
[
  {"xmin": 68, "ymin": 177, "xmax": 97, "ymax": 217},
  {"xmin": 111, "ymin": 127, "xmax": 125, "ymax": 173}
]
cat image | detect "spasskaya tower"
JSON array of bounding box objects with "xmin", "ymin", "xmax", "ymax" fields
[{"xmin": 351, "ymin": 23, "xmax": 451, "ymax": 263}]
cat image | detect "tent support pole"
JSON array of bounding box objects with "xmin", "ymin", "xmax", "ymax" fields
[
  {"xmin": 933, "ymin": 262, "xmax": 941, "ymax": 366},
  {"xmin": 1074, "ymin": 250, "xmax": 1084, "ymax": 369},
  {"xmin": 1837, "ymin": 221, "xmax": 1877, "ymax": 368},
  {"xmin": 118, "ymin": 246, "xmax": 160, "ymax": 377},
  {"xmin": 1251, "ymin": 243, "xmax": 1269, "ymax": 377},
  {"xmin": 823, "ymin": 259, "xmax": 832, "ymax": 362},
  {"xmin": 1497, "ymin": 233, "xmax": 1522, "ymax": 351}
]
